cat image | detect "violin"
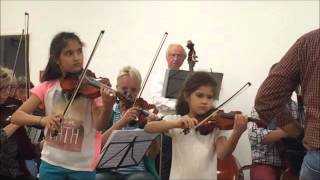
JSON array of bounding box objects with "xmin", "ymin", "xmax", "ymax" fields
[
  {"xmin": 113, "ymin": 86, "xmax": 159, "ymax": 127},
  {"xmin": 60, "ymin": 69, "xmax": 112, "ymax": 99},
  {"xmin": 183, "ymin": 108, "xmax": 267, "ymax": 135},
  {"xmin": 62, "ymin": 72, "xmax": 159, "ymax": 127},
  {"xmin": 125, "ymin": 97, "xmax": 159, "ymax": 128}
]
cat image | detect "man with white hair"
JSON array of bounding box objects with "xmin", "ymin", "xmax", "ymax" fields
[{"xmin": 150, "ymin": 44, "xmax": 186, "ymax": 180}]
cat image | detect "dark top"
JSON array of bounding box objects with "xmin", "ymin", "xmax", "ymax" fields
[{"xmin": 0, "ymin": 97, "xmax": 36, "ymax": 177}]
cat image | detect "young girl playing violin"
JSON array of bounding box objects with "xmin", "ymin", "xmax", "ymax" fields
[
  {"xmin": 144, "ymin": 71, "xmax": 248, "ymax": 180},
  {"xmin": 11, "ymin": 32, "xmax": 114, "ymax": 180}
]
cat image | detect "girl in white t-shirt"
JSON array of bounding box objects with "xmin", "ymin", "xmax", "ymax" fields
[
  {"xmin": 145, "ymin": 71, "xmax": 248, "ymax": 180},
  {"xmin": 11, "ymin": 32, "xmax": 115, "ymax": 180}
]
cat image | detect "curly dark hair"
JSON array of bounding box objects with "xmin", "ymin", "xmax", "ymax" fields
[{"xmin": 175, "ymin": 71, "xmax": 217, "ymax": 115}]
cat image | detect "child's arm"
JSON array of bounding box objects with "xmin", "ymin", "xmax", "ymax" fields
[
  {"xmin": 92, "ymin": 89, "xmax": 116, "ymax": 131},
  {"xmin": 11, "ymin": 94, "xmax": 61, "ymax": 132},
  {"xmin": 11, "ymin": 95, "xmax": 43, "ymax": 126},
  {"xmin": 1, "ymin": 123, "xmax": 20, "ymax": 138},
  {"xmin": 1, "ymin": 123, "xmax": 20, "ymax": 147},
  {"xmin": 144, "ymin": 115, "xmax": 198, "ymax": 133},
  {"xmin": 215, "ymin": 114, "xmax": 247, "ymax": 160},
  {"xmin": 261, "ymin": 128, "xmax": 288, "ymax": 144}
]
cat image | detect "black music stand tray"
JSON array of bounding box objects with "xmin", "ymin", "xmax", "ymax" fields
[
  {"xmin": 96, "ymin": 129, "xmax": 159, "ymax": 171},
  {"xmin": 162, "ymin": 69, "xmax": 223, "ymax": 100}
]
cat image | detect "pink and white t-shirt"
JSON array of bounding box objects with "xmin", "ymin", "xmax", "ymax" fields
[{"xmin": 31, "ymin": 80, "xmax": 102, "ymax": 171}]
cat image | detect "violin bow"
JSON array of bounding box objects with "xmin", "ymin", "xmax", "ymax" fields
[
  {"xmin": 133, "ymin": 32, "xmax": 168, "ymax": 106},
  {"xmin": 62, "ymin": 30, "xmax": 105, "ymax": 117},
  {"xmin": 11, "ymin": 30, "xmax": 24, "ymax": 79},
  {"xmin": 181, "ymin": 82, "xmax": 252, "ymax": 135},
  {"xmin": 24, "ymin": 12, "xmax": 31, "ymax": 99},
  {"xmin": 131, "ymin": 32, "xmax": 167, "ymax": 179},
  {"xmin": 8, "ymin": 29, "xmax": 25, "ymax": 95},
  {"xmin": 9, "ymin": 12, "xmax": 29, "ymax": 97}
]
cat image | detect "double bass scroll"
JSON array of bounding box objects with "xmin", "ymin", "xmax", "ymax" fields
[{"xmin": 186, "ymin": 40, "xmax": 198, "ymax": 71}]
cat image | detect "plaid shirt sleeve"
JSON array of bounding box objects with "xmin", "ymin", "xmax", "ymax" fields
[
  {"xmin": 254, "ymin": 29, "xmax": 320, "ymax": 148},
  {"xmin": 254, "ymin": 36, "xmax": 304, "ymax": 127}
]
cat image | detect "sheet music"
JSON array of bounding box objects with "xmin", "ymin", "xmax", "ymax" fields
[
  {"xmin": 100, "ymin": 143, "xmax": 129, "ymax": 168},
  {"xmin": 25, "ymin": 126, "xmax": 43, "ymax": 144},
  {"xmin": 97, "ymin": 129, "xmax": 159, "ymax": 169}
]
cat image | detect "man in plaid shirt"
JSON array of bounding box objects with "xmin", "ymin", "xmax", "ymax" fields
[{"xmin": 255, "ymin": 29, "xmax": 320, "ymax": 180}]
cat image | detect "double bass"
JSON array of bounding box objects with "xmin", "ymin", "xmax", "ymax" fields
[{"xmin": 186, "ymin": 40, "xmax": 198, "ymax": 72}]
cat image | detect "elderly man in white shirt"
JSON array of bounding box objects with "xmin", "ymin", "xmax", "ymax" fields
[
  {"xmin": 150, "ymin": 44, "xmax": 186, "ymax": 180},
  {"xmin": 151, "ymin": 44, "xmax": 186, "ymax": 115}
]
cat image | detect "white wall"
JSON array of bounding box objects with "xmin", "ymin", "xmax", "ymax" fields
[{"xmin": 1, "ymin": 0, "xmax": 319, "ymax": 176}]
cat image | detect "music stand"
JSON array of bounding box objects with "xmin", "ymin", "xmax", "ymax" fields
[
  {"xmin": 162, "ymin": 69, "xmax": 223, "ymax": 99},
  {"xmin": 25, "ymin": 126, "xmax": 43, "ymax": 144},
  {"xmin": 96, "ymin": 129, "xmax": 159, "ymax": 171}
]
